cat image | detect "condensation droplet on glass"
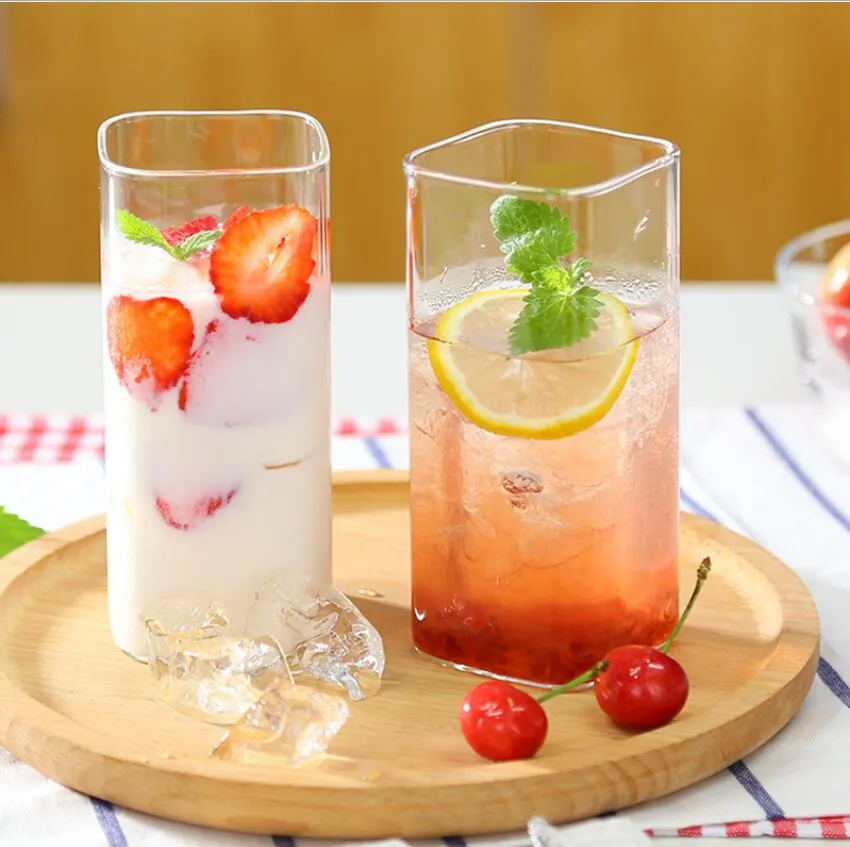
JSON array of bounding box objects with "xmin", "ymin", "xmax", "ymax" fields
[{"xmin": 634, "ymin": 214, "xmax": 649, "ymax": 237}]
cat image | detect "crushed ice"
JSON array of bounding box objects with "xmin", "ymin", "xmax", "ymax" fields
[
  {"xmin": 212, "ymin": 677, "xmax": 349, "ymax": 766},
  {"xmin": 246, "ymin": 572, "xmax": 385, "ymax": 701},
  {"xmin": 141, "ymin": 573, "xmax": 385, "ymax": 764}
]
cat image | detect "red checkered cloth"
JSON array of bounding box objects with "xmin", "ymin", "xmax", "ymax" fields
[
  {"xmin": 0, "ymin": 414, "xmax": 407, "ymax": 463},
  {"xmin": 646, "ymin": 817, "xmax": 850, "ymax": 838},
  {"xmin": 0, "ymin": 415, "xmax": 104, "ymax": 463}
]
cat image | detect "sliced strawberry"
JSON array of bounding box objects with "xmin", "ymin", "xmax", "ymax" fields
[
  {"xmin": 178, "ymin": 319, "xmax": 221, "ymax": 413},
  {"xmin": 156, "ymin": 489, "xmax": 238, "ymax": 531},
  {"xmin": 312, "ymin": 217, "xmax": 330, "ymax": 262},
  {"xmin": 209, "ymin": 205, "xmax": 318, "ymax": 324},
  {"xmin": 161, "ymin": 215, "xmax": 218, "ymax": 248},
  {"xmin": 107, "ymin": 296, "xmax": 194, "ymax": 404},
  {"xmin": 223, "ymin": 205, "xmax": 252, "ymax": 231}
]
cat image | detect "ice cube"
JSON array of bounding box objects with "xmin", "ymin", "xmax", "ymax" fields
[
  {"xmin": 212, "ymin": 678, "xmax": 349, "ymax": 765},
  {"xmin": 142, "ymin": 596, "xmax": 230, "ymax": 680},
  {"xmin": 106, "ymin": 241, "xmax": 212, "ymax": 297},
  {"xmin": 158, "ymin": 634, "xmax": 285, "ymax": 725},
  {"xmin": 247, "ymin": 573, "xmax": 385, "ymax": 700},
  {"xmin": 142, "ymin": 596, "xmax": 231, "ymax": 634},
  {"xmin": 142, "ymin": 597, "xmax": 285, "ymax": 724}
]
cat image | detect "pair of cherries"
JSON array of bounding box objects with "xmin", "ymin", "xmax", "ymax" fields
[{"xmin": 459, "ymin": 558, "xmax": 711, "ymax": 762}]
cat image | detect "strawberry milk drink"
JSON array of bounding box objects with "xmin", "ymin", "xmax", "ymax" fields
[{"xmin": 98, "ymin": 111, "xmax": 332, "ymax": 657}]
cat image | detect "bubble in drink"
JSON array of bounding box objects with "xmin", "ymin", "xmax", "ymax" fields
[
  {"xmin": 501, "ymin": 470, "xmax": 544, "ymax": 496},
  {"xmin": 246, "ymin": 573, "xmax": 385, "ymax": 700},
  {"xmin": 212, "ymin": 678, "xmax": 349, "ymax": 766}
]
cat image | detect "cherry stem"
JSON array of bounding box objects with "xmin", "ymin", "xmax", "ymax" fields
[
  {"xmin": 530, "ymin": 557, "xmax": 712, "ymax": 706},
  {"xmin": 659, "ymin": 556, "xmax": 712, "ymax": 655},
  {"xmin": 536, "ymin": 660, "xmax": 609, "ymax": 704}
]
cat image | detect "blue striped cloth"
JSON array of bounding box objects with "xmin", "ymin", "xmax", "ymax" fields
[{"xmin": 1, "ymin": 401, "xmax": 849, "ymax": 844}]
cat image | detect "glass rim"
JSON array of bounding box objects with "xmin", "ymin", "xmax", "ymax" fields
[
  {"xmin": 775, "ymin": 218, "xmax": 850, "ymax": 272},
  {"xmin": 776, "ymin": 218, "xmax": 850, "ymax": 317},
  {"xmin": 97, "ymin": 109, "xmax": 330, "ymax": 178},
  {"xmin": 402, "ymin": 118, "xmax": 679, "ymax": 198}
]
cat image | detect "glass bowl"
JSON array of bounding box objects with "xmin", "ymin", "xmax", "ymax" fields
[{"xmin": 776, "ymin": 220, "xmax": 850, "ymax": 463}]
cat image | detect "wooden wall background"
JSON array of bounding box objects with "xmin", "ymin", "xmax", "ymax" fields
[{"xmin": 1, "ymin": 2, "xmax": 849, "ymax": 284}]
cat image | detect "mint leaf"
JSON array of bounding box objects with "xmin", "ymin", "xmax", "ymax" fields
[
  {"xmin": 571, "ymin": 256, "xmax": 593, "ymax": 283},
  {"xmin": 509, "ymin": 283, "xmax": 603, "ymax": 355},
  {"xmin": 172, "ymin": 229, "xmax": 221, "ymax": 260},
  {"xmin": 117, "ymin": 210, "xmax": 222, "ymax": 261},
  {"xmin": 116, "ymin": 209, "xmax": 178, "ymax": 258},
  {"xmin": 504, "ymin": 235, "xmax": 565, "ymax": 281},
  {"xmin": 490, "ymin": 195, "xmax": 576, "ymax": 280},
  {"xmin": 490, "ymin": 194, "xmax": 600, "ymax": 353},
  {"xmin": 0, "ymin": 507, "xmax": 45, "ymax": 559}
]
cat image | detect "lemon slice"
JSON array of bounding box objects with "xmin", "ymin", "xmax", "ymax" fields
[{"xmin": 427, "ymin": 288, "xmax": 638, "ymax": 439}]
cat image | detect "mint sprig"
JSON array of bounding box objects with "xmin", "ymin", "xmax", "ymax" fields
[
  {"xmin": 116, "ymin": 209, "xmax": 221, "ymax": 261},
  {"xmin": 490, "ymin": 195, "xmax": 603, "ymax": 355},
  {"xmin": 171, "ymin": 229, "xmax": 221, "ymax": 259},
  {"xmin": 115, "ymin": 209, "xmax": 173, "ymax": 254},
  {"xmin": 0, "ymin": 507, "xmax": 44, "ymax": 559}
]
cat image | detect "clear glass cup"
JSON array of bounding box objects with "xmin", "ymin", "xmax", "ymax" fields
[
  {"xmin": 98, "ymin": 110, "xmax": 332, "ymax": 658},
  {"xmin": 404, "ymin": 119, "xmax": 681, "ymax": 687},
  {"xmin": 776, "ymin": 221, "xmax": 850, "ymax": 465}
]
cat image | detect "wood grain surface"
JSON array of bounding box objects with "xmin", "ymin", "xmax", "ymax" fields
[
  {"xmin": 2, "ymin": 4, "xmax": 850, "ymax": 283},
  {"xmin": 0, "ymin": 471, "xmax": 820, "ymax": 838}
]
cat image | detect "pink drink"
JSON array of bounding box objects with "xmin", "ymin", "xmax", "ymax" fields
[{"xmin": 409, "ymin": 296, "xmax": 679, "ymax": 684}]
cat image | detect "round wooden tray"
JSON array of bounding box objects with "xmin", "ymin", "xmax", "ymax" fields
[{"xmin": 0, "ymin": 470, "xmax": 820, "ymax": 839}]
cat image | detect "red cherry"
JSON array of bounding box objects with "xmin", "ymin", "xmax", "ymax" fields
[
  {"xmin": 460, "ymin": 680, "xmax": 548, "ymax": 761},
  {"xmin": 594, "ymin": 644, "xmax": 689, "ymax": 730}
]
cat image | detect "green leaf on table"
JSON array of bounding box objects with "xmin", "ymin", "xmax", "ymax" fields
[{"xmin": 0, "ymin": 507, "xmax": 45, "ymax": 558}]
